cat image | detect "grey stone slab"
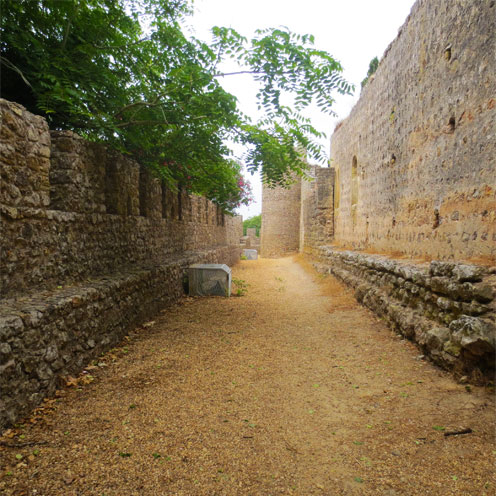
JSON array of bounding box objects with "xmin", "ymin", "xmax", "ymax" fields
[
  {"xmin": 188, "ymin": 264, "xmax": 231, "ymax": 297},
  {"xmin": 243, "ymin": 249, "xmax": 258, "ymax": 260}
]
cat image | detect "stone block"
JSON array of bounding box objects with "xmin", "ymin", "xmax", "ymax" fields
[
  {"xmin": 188, "ymin": 264, "xmax": 231, "ymax": 297},
  {"xmin": 0, "ymin": 99, "xmax": 50, "ymax": 208},
  {"xmin": 242, "ymin": 249, "xmax": 258, "ymax": 260},
  {"xmin": 104, "ymin": 151, "xmax": 140, "ymax": 216},
  {"xmin": 50, "ymin": 132, "xmax": 107, "ymax": 213}
]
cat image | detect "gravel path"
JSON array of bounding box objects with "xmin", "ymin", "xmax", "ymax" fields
[{"xmin": 1, "ymin": 256, "xmax": 494, "ymax": 495}]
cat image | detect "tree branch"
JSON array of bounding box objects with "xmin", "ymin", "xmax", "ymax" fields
[
  {"xmin": 0, "ymin": 56, "xmax": 32, "ymax": 87},
  {"xmin": 92, "ymin": 37, "xmax": 150, "ymax": 50},
  {"xmin": 61, "ymin": 1, "xmax": 80, "ymax": 51},
  {"xmin": 214, "ymin": 70, "xmax": 264, "ymax": 77},
  {"xmin": 115, "ymin": 115, "xmax": 207, "ymax": 128},
  {"xmin": 114, "ymin": 92, "xmax": 170, "ymax": 116},
  {"xmin": 214, "ymin": 69, "xmax": 298, "ymax": 77},
  {"xmin": 115, "ymin": 119, "xmax": 174, "ymax": 128}
]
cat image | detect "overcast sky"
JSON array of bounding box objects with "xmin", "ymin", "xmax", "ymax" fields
[{"xmin": 186, "ymin": 0, "xmax": 417, "ymax": 218}]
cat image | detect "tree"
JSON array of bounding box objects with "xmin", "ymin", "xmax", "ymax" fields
[
  {"xmin": 243, "ymin": 214, "xmax": 261, "ymax": 236},
  {"xmin": 1, "ymin": 0, "xmax": 353, "ymax": 212}
]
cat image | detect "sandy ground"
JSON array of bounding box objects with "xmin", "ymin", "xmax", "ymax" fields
[{"xmin": 1, "ymin": 256, "xmax": 494, "ymax": 496}]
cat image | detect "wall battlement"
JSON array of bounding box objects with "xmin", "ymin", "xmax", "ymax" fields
[{"xmin": 0, "ymin": 99, "xmax": 242, "ymax": 430}]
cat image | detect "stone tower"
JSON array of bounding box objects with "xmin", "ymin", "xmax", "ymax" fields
[{"xmin": 260, "ymin": 177, "xmax": 302, "ymax": 258}]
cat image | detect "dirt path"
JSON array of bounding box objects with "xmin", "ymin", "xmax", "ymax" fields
[{"xmin": 1, "ymin": 257, "xmax": 494, "ymax": 496}]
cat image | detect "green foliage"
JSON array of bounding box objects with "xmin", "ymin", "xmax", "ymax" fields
[
  {"xmin": 232, "ymin": 278, "xmax": 249, "ymax": 296},
  {"xmin": 1, "ymin": 0, "xmax": 353, "ymax": 210},
  {"xmin": 361, "ymin": 56, "xmax": 379, "ymax": 88},
  {"xmin": 243, "ymin": 214, "xmax": 261, "ymax": 236}
]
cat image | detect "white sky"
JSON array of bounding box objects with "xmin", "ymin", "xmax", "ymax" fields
[{"xmin": 186, "ymin": 0, "xmax": 417, "ymax": 219}]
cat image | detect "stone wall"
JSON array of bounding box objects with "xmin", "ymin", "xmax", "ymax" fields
[
  {"xmin": 259, "ymin": 0, "xmax": 496, "ymax": 380},
  {"xmin": 240, "ymin": 227, "xmax": 260, "ymax": 251},
  {"xmin": 260, "ymin": 178, "xmax": 301, "ymax": 257},
  {"xmin": 260, "ymin": 165, "xmax": 334, "ymax": 257},
  {"xmin": 331, "ymin": 0, "xmax": 495, "ymax": 262},
  {"xmin": 0, "ymin": 99, "xmax": 242, "ymax": 430},
  {"xmin": 313, "ymin": 247, "xmax": 495, "ymax": 381},
  {"xmin": 300, "ymin": 167, "xmax": 334, "ymax": 255},
  {"xmin": 227, "ymin": 215, "xmax": 243, "ymax": 248}
]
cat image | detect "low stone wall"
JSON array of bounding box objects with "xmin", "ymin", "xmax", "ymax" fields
[
  {"xmin": 312, "ymin": 247, "xmax": 495, "ymax": 381},
  {"xmin": 0, "ymin": 246, "xmax": 238, "ymax": 430},
  {"xmin": 0, "ymin": 99, "xmax": 242, "ymax": 430}
]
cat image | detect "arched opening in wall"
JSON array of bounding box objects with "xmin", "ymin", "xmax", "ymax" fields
[{"xmin": 351, "ymin": 156, "xmax": 359, "ymax": 226}]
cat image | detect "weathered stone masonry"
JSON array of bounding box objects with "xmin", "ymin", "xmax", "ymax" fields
[
  {"xmin": 331, "ymin": 0, "xmax": 495, "ymax": 262},
  {"xmin": 300, "ymin": 167, "xmax": 334, "ymax": 256},
  {"xmin": 260, "ymin": 177, "xmax": 301, "ymax": 258},
  {"xmin": 314, "ymin": 248, "xmax": 496, "ymax": 379},
  {"xmin": 261, "ymin": 0, "xmax": 495, "ymax": 380},
  {"xmin": 0, "ymin": 99, "xmax": 242, "ymax": 430}
]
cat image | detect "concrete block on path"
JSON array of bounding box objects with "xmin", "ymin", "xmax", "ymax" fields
[
  {"xmin": 188, "ymin": 264, "xmax": 231, "ymax": 297},
  {"xmin": 243, "ymin": 249, "xmax": 258, "ymax": 260}
]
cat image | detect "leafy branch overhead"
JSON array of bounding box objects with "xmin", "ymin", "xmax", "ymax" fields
[{"xmin": 1, "ymin": 0, "xmax": 353, "ymax": 211}]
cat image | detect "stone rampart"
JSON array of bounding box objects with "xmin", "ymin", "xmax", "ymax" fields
[
  {"xmin": 260, "ymin": 178, "xmax": 301, "ymax": 257},
  {"xmin": 331, "ymin": 0, "xmax": 495, "ymax": 262},
  {"xmin": 300, "ymin": 167, "xmax": 334, "ymax": 255},
  {"xmin": 0, "ymin": 99, "xmax": 241, "ymax": 430},
  {"xmin": 259, "ymin": 0, "xmax": 496, "ymax": 380}
]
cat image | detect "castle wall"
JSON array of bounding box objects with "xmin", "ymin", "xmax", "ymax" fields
[
  {"xmin": 260, "ymin": 178, "xmax": 301, "ymax": 257},
  {"xmin": 258, "ymin": 0, "xmax": 496, "ymax": 380},
  {"xmin": 331, "ymin": 0, "xmax": 495, "ymax": 263},
  {"xmin": 308, "ymin": 0, "xmax": 496, "ymax": 381},
  {"xmin": 0, "ymin": 99, "xmax": 242, "ymax": 430},
  {"xmin": 300, "ymin": 167, "xmax": 335, "ymax": 255}
]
